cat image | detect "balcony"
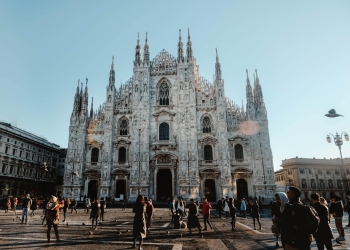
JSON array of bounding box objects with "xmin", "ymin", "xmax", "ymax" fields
[
  {"xmin": 199, "ymin": 160, "xmax": 218, "ymax": 166},
  {"xmin": 114, "ymin": 107, "xmax": 132, "ymax": 114},
  {"xmin": 230, "ymin": 159, "xmax": 250, "ymax": 167},
  {"xmin": 151, "ymin": 140, "xmax": 177, "ymax": 151},
  {"xmin": 113, "ymin": 161, "xmax": 131, "ymax": 168}
]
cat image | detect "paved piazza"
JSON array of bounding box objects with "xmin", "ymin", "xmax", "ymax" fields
[{"xmin": 1, "ymin": 206, "xmax": 350, "ymax": 249}]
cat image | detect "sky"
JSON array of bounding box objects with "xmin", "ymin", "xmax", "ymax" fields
[{"xmin": 0, "ymin": 1, "xmax": 350, "ymax": 170}]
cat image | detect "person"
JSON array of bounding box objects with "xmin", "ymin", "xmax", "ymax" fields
[
  {"xmin": 320, "ymin": 197, "xmax": 328, "ymax": 206},
  {"xmin": 122, "ymin": 199, "xmax": 126, "ymax": 211},
  {"xmin": 187, "ymin": 198, "xmax": 202, "ymax": 237},
  {"xmin": 12, "ymin": 197, "xmax": 18, "ymax": 215},
  {"xmin": 173, "ymin": 210, "xmax": 181, "ymax": 229},
  {"xmin": 90, "ymin": 198, "xmax": 100, "ymax": 230},
  {"xmin": 240, "ymin": 199, "xmax": 247, "ymax": 218},
  {"xmin": 132, "ymin": 195, "xmax": 146, "ymax": 250},
  {"xmin": 271, "ymin": 192, "xmax": 288, "ymax": 249},
  {"xmin": 100, "ymin": 197, "xmax": 106, "ymax": 221},
  {"xmin": 217, "ymin": 198, "xmax": 224, "ymax": 218},
  {"xmin": 329, "ymin": 195, "xmax": 345, "ymax": 242},
  {"xmin": 177, "ymin": 198, "xmax": 185, "ymax": 217},
  {"xmin": 223, "ymin": 198, "xmax": 229, "ymax": 219},
  {"xmin": 280, "ymin": 186, "xmax": 312, "ymax": 249},
  {"xmin": 145, "ymin": 198, "xmax": 155, "ymax": 233},
  {"xmin": 30, "ymin": 197, "xmax": 38, "ymax": 216},
  {"xmin": 259, "ymin": 200, "xmax": 264, "ymax": 215},
  {"xmin": 310, "ymin": 193, "xmax": 333, "ymax": 250},
  {"xmin": 228, "ymin": 198, "xmax": 237, "ymax": 231},
  {"xmin": 202, "ymin": 198, "xmax": 213, "ymax": 230},
  {"xmin": 85, "ymin": 197, "xmax": 91, "ymax": 214},
  {"xmin": 168, "ymin": 198, "xmax": 175, "ymax": 222},
  {"xmin": 345, "ymin": 196, "xmax": 350, "ymax": 227},
  {"xmin": 62, "ymin": 198, "xmax": 70, "ymax": 222},
  {"xmin": 45, "ymin": 195, "xmax": 64, "ymax": 242},
  {"xmin": 70, "ymin": 198, "xmax": 77, "ymax": 214},
  {"xmin": 5, "ymin": 198, "xmax": 11, "ymax": 213},
  {"xmin": 21, "ymin": 194, "xmax": 32, "ymax": 224},
  {"xmin": 251, "ymin": 200, "xmax": 262, "ymax": 230}
]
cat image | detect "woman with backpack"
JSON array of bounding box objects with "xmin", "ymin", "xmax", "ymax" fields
[{"xmin": 45, "ymin": 195, "xmax": 64, "ymax": 243}]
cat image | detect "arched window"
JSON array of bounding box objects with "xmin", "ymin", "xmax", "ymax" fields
[
  {"xmin": 159, "ymin": 82, "xmax": 169, "ymax": 105},
  {"xmin": 159, "ymin": 123, "xmax": 169, "ymax": 140},
  {"xmin": 337, "ymin": 180, "xmax": 342, "ymax": 189},
  {"xmin": 301, "ymin": 179, "xmax": 307, "ymax": 189},
  {"xmin": 310, "ymin": 179, "xmax": 316, "ymax": 189},
  {"xmin": 118, "ymin": 147, "xmax": 126, "ymax": 164},
  {"xmin": 119, "ymin": 119, "xmax": 128, "ymax": 136},
  {"xmin": 202, "ymin": 117, "xmax": 212, "ymax": 133},
  {"xmin": 234, "ymin": 144, "xmax": 244, "ymax": 160},
  {"xmin": 319, "ymin": 179, "xmax": 325, "ymax": 189},
  {"xmin": 91, "ymin": 148, "xmax": 99, "ymax": 163},
  {"xmin": 204, "ymin": 145, "xmax": 213, "ymax": 162},
  {"xmin": 328, "ymin": 180, "xmax": 334, "ymax": 189}
]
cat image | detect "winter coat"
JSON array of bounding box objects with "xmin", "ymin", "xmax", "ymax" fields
[
  {"xmin": 187, "ymin": 203, "xmax": 201, "ymax": 229},
  {"xmin": 217, "ymin": 200, "xmax": 224, "ymax": 211},
  {"xmin": 45, "ymin": 201, "xmax": 64, "ymax": 221},
  {"xmin": 90, "ymin": 201, "xmax": 100, "ymax": 217},
  {"xmin": 132, "ymin": 202, "xmax": 147, "ymax": 238},
  {"xmin": 329, "ymin": 200, "xmax": 344, "ymax": 218},
  {"xmin": 250, "ymin": 204, "xmax": 260, "ymax": 217},
  {"xmin": 201, "ymin": 202, "xmax": 212, "ymax": 215},
  {"xmin": 312, "ymin": 202, "xmax": 333, "ymax": 240},
  {"xmin": 228, "ymin": 201, "xmax": 236, "ymax": 217}
]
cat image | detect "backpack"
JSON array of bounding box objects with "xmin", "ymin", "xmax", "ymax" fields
[{"xmin": 293, "ymin": 204, "xmax": 320, "ymax": 235}]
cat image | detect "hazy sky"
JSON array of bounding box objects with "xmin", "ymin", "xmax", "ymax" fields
[{"xmin": 1, "ymin": 1, "xmax": 350, "ymax": 170}]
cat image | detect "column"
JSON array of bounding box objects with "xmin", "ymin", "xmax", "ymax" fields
[
  {"xmin": 84, "ymin": 179, "xmax": 89, "ymax": 196},
  {"xmin": 171, "ymin": 168, "xmax": 174, "ymax": 198},
  {"xmin": 154, "ymin": 168, "xmax": 157, "ymax": 201}
]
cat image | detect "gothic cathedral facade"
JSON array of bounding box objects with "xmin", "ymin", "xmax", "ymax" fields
[{"xmin": 62, "ymin": 30, "xmax": 276, "ymax": 202}]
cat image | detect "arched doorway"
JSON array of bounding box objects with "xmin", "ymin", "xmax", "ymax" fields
[
  {"xmin": 236, "ymin": 179, "xmax": 248, "ymax": 200},
  {"xmin": 116, "ymin": 180, "xmax": 126, "ymax": 200},
  {"xmin": 157, "ymin": 169, "xmax": 172, "ymax": 202},
  {"xmin": 204, "ymin": 179, "xmax": 216, "ymax": 202},
  {"xmin": 88, "ymin": 180, "xmax": 98, "ymax": 199}
]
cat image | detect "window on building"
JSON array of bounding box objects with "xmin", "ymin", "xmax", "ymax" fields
[
  {"xmin": 26, "ymin": 152, "xmax": 29, "ymax": 159},
  {"xmin": 310, "ymin": 179, "xmax": 316, "ymax": 189},
  {"xmin": 299, "ymin": 168, "xmax": 305, "ymax": 174},
  {"xmin": 335, "ymin": 169, "xmax": 340, "ymax": 175},
  {"xmin": 159, "ymin": 122, "xmax": 169, "ymax": 140},
  {"xmin": 288, "ymin": 169, "xmax": 292, "ymax": 175},
  {"xmin": 119, "ymin": 119, "xmax": 128, "ymax": 135},
  {"xmin": 118, "ymin": 147, "xmax": 126, "ymax": 164},
  {"xmin": 20, "ymin": 151, "xmax": 22, "ymax": 157},
  {"xmin": 9, "ymin": 166, "xmax": 13, "ymax": 175},
  {"xmin": 347, "ymin": 169, "xmax": 350, "ymax": 175},
  {"xmin": 301, "ymin": 179, "xmax": 307, "ymax": 189},
  {"xmin": 326, "ymin": 169, "xmax": 331, "ymax": 175},
  {"xmin": 319, "ymin": 179, "xmax": 325, "ymax": 189},
  {"xmin": 318, "ymin": 169, "xmax": 323, "ymax": 175},
  {"xmin": 159, "ymin": 81, "xmax": 169, "ymax": 105},
  {"xmin": 308, "ymin": 169, "xmax": 312, "ymax": 175},
  {"xmin": 17, "ymin": 167, "xmax": 20, "ymax": 176},
  {"xmin": 337, "ymin": 180, "xmax": 342, "ymax": 189},
  {"xmin": 202, "ymin": 117, "xmax": 212, "ymax": 133},
  {"xmin": 29, "ymin": 169, "xmax": 33, "ymax": 177},
  {"xmin": 7, "ymin": 138, "xmax": 9, "ymax": 142},
  {"xmin": 91, "ymin": 148, "xmax": 99, "ymax": 163},
  {"xmin": 234, "ymin": 144, "xmax": 244, "ymax": 160},
  {"xmin": 5, "ymin": 147, "xmax": 9, "ymax": 154},
  {"xmin": 328, "ymin": 180, "xmax": 334, "ymax": 189},
  {"xmin": 23, "ymin": 169, "xmax": 27, "ymax": 176},
  {"xmin": 204, "ymin": 145, "xmax": 213, "ymax": 162},
  {"xmin": 32, "ymin": 154, "xmax": 35, "ymax": 161},
  {"xmin": 12, "ymin": 149, "xmax": 16, "ymax": 155}
]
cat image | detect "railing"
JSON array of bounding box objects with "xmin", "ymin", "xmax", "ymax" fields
[
  {"xmin": 199, "ymin": 160, "xmax": 218, "ymax": 165},
  {"xmin": 230, "ymin": 159, "xmax": 250, "ymax": 166}
]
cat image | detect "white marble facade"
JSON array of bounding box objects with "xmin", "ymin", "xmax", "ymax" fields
[{"xmin": 62, "ymin": 30, "xmax": 276, "ymax": 202}]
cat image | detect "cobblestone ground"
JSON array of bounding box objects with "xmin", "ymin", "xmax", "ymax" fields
[{"xmin": 1, "ymin": 207, "xmax": 350, "ymax": 249}]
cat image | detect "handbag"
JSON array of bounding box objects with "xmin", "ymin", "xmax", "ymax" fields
[{"xmin": 271, "ymin": 224, "xmax": 279, "ymax": 234}]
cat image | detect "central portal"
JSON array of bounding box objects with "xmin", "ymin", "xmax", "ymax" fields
[
  {"xmin": 88, "ymin": 180, "xmax": 98, "ymax": 199},
  {"xmin": 157, "ymin": 169, "xmax": 172, "ymax": 202},
  {"xmin": 204, "ymin": 179, "xmax": 216, "ymax": 202}
]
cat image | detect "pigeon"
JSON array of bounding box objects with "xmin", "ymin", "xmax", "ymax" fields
[
  {"xmin": 166, "ymin": 230, "xmax": 170, "ymax": 235},
  {"xmin": 126, "ymin": 229, "xmax": 130, "ymax": 233},
  {"xmin": 180, "ymin": 233, "xmax": 182, "ymax": 238},
  {"xmin": 325, "ymin": 109, "xmax": 343, "ymax": 118},
  {"xmin": 223, "ymin": 224, "xmax": 225, "ymax": 227},
  {"xmin": 66, "ymin": 223, "xmax": 68, "ymax": 227},
  {"xmin": 160, "ymin": 217, "xmax": 162, "ymax": 219},
  {"xmin": 82, "ymin": 223, "xmax": 86, "ymax": 226},
  {"xmin": 13, "ymin": 218, "xmax": 15, "ymax": 221},
  {"xmin": 115, "ymin": 219, "xmax": 118, "ymax": 223},
  {"xmin": 118, "ymin": 231, "xmax": 122, "ymax": 235},
  {"xmin": 89, "ymin": 231, "xmax": 93, "ymax": 235}
]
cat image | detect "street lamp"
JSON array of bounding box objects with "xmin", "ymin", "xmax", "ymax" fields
[{"xmin": 326, "ymin": 131, "xmax": 349, "ymax": 195}]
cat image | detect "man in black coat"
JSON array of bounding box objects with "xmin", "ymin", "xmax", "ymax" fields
[
  {"xmin": 311, "ymin": 193, "xmax": 333, "ymax": 250},
  {"xmin": 217, "ymin": 198, "xmax": 224, "ymax": 218}
]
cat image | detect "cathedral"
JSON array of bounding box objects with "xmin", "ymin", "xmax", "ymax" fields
[{"xmin": 62, "ymin": 30, "xmax": 276, "ymax": 202}]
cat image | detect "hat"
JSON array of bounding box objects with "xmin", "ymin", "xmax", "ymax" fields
[{"xmin": 288, "ymin": 186, "xmax": 301, "ymax": 197}]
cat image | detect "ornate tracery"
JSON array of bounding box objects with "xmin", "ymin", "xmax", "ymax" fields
[{"xmin": 159, "ymin": 82, "xmax": 169, "ymax": 105}]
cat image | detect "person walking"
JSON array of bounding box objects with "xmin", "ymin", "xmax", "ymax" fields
[
  {"xmin": 223, "ymin": 198, "xmax": 229, "ymax": 219},
  {"xmin": 62, "ymin": 198, "xmax": 70, "ymax": 222},
  {"xmin": 187, "ymin": 198, "xmax": 202, "ymax": 237},
  {"xmin": 168, "ymin": 198, "xmax": 175, "ymax": 222},
  {"xmin": 145, "ymin": 198, "xmax": 155, "ymax": 234},
  {"xmin": 85, "ymin": 197, "xmax": 91, "ymax": 214},
  {"xmin": 311, "ymin": 193, "xmax": 333, "ymax": 250},
  {"xmin": 329, "ymin": 195, "xmax": 345, "ymax": 242},
  {"xmin": 70, "ymin": 198, "xmax": 77, "ymax": 214},
  {"xmin": 30, "ymin": 198, "xmax": 38, "ymax": 216},
  {"xmin": 21, "ymin": 194, "xmax": 32, "ymax": 224},
  {"xmin": 228, "ymin": 198, "xmax": 237, "ymax": 231},
  {"xmin": 5, "ymin": 198, "xmax": 11, "ymax": 213},
  {"xmin": 100, "ymin": 197, "xmax": 106, "ymax": 221},
  {"xmin": 12, "ymin": 197, "xmax": 18, "ymax": 215},
  {"xmin": 177, "ymin": 198, "xmax": 185, "ymax": 217},
  {"xmin": 271, "ymin": 192, "xmax": 288, "ymax": 249},
  {"xmin": 251, "ymin": 200, "xmax": 262, "ymax": 230},
  {"xmin": 217, "ymin": 198, "xmax": 224, "ymax": 218},
  {"xmin": 45, "ymin": 195, "xmax": 63, "ymax": 243},
  {"xmin": 202, "ymin": 198, "xmax": 213, "ymax": 231},
  {"xmin": 240, "ymin": 199, "xmax": 247, "ymax": 219},
  {"xmin": 132, "ymin": 195, "xmax": 147, "ymax": 250},
  {"xmin": 90, "ymin": 198, "xmax": 100, "ymax": 229},
  {"xmin": 259, "ymin": 200, "xmax": 264, "ymax": 215}
]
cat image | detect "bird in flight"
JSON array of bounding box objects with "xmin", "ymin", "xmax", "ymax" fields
[
  {"xmin": 1, "ymin": 188, "xmax": 13, "ymax": 191},
  {"xmin": 325, "ymin": 109, "xmax": 343, "ymax": 118}
]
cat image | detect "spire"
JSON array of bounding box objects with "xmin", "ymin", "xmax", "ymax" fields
[
  {"xmin": 215, "ymin": 48, "xmax": 222, "ymax": 80},
  {"xmin": 253, "ymin": 69, "xmax": 264, "ymax": 106},
  {"xmin": 246, "ymin": 69, "xmax": 254, "ymax": 107},
  {"xmin": 109, "ymin": 56, "xmax": 115, "ymax": 86},
  {"xmin": 186, "ymin": 28, "xmax": 193, "ymax": 59},
  {"xmin": 177, "ymin": 29, "xmax": 184, "ymax": 62},
  {"xmin": 90, "ymin": 97, "xmax": 94, "ymax": 118},
  {"xmin": 143, "ymin": 32, "xmax": 150, "ymax": 64},
  {"xmin": 135, "ymin": 32, "xmax": 142, "ymax": 65},
  {"xmin": 84, "ymin": 78, "xmax": 88, "ymax": 96}
]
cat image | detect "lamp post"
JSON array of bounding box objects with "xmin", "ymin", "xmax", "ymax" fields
[{"xmin": 326, "ymin": 132, "xmax": 349, "ymax": 195}]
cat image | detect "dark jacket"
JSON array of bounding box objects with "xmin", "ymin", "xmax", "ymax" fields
[
  {"xmin": 217, "ymin": 200, "xmax": 224, "ymax": 210},
  {"xmin": 22, "ymin": 197, "xmax": 32, "ymax": 208},
  {"xmin": 312, "ymin": 202, "xmax": 333, "ymax": 239},
  {"xmin": 90, "ymin": 201, "xmax": 100, "ymax": 217},
  {"xmin": 228, "ymin": 201, "xmax": 236, "ymax": 217},
  {"xmin": 132, "ymin": 202, "xmax": 146, "ymax": 238},
  {"xmin": 280, "ymin": 199, "xmax": 312, "ymax": 249},
  {"xmin": 250, "ymin": 203, "xmax": 260, "ymax": 217},
  {"xmin": 329, "ymin": 201, "xmax": 344, "ymax": 218}
]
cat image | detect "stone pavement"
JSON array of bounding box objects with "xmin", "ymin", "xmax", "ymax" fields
[{"xmin": 1, "ymin": 207, "xmax": 350, "ymax": 249}]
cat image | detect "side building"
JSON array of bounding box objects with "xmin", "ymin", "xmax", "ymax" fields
[
  {"xmin": 277, "ymin": 157, "xmax": 350, "ymax": 201},
  {"xmin": 56, "ymin": 148, "xmax": 67, "ymax": 197},
  {"xmin": 0, "ymin": 122, "xmax": 61, "ymax": 198}
]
